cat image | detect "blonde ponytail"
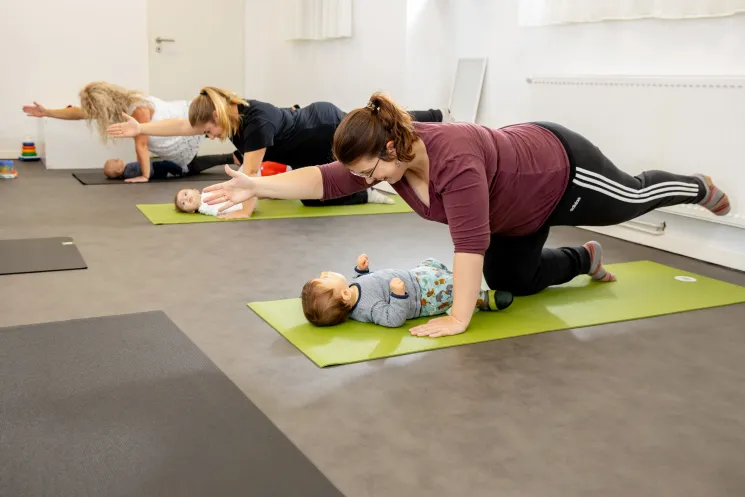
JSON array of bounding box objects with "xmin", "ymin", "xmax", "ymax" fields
[
  {"xmin": 333, "ymin": 92, "xmax": 418, "ymax": 165},
  {"xmin": 189, "ymin": 87, "xmax": 248, "ymax": 140}
]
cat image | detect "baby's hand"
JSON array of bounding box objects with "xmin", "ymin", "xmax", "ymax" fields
[
  {"xmin": 390, "ymin": 278, "xmax": 406, "ymax": 295},
  {"xmin": 356, "ymin": 254, "xmax": 369, "ymax": 271}
]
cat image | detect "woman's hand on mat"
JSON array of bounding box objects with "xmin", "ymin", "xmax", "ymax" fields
[
  {"xmin": 409, "ymin": 315, "xmax": 468, "ymax": 338},
  {"xmin": 356, "ymin": 254, "xmax": 369, "ymax": 271},
  {"xmin": 202, "ymin": 165, "xmax": 256, "ymax": 211},
  {"xmin": 107, "ymin": 113, "xmax": 141, "ymax": 138},
  {"xmin": 125, "ymin": 175, "xmax": 149, "ymax": 183},
  {"xmin": 23, "ymin": 102, "xmax": 47, "ymax": 117}
]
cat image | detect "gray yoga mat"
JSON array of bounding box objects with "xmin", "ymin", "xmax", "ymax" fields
[
  {"xmin": 0, "ymin": 236, "xmax": 87, "ymax": 275},
  {"xmin": 72, "ymin": 169, "xmax": 230, "ymax": 185},
  {"xmin": 0, "ymin": 311, "xmax": 343, "ymax": 497}
]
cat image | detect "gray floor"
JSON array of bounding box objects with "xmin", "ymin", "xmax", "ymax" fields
[{"xmin": 3, "ymin": 163, "xmax": 745, "ymax": 497}]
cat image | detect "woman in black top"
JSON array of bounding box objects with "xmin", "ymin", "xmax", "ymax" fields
[{"xmin": 107, "ymin": 86, "xmax": 446, "ymax": 206}]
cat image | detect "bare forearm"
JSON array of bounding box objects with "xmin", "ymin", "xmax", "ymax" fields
[
  {"xmin": 243, "ymin": 149, "xmax": 266, "ymax": 176},
  {"xmin": 139, "ymin": 118, "xmax": 202, "ymax": 137},
  {"xmin": 253, "ymin": 166, "xmax": 323, "ymax": 200},
  {"xmin": 450, "ymin": 252, "xmax": 485, "ymax": 326},
  {"xmin": 46, "ymin": 107, "xmax": 87, "ymax": 120},
  {"xmin": 136, "ymin": 150, "xmax": 150, "ymax": 178}
]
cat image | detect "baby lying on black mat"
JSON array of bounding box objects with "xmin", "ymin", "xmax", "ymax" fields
[{"xmin": 103, "ymin": 158, "xmax": 186, "ymax": 182}]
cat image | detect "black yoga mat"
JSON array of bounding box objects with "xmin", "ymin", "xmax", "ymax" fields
[
  {"xmin": 0, "ymin": 236, "xmax": 87, "ymax": 275},
  {"xmin": 0, "ymin": 311, "xmax": 343, "ymax": 497},
  {"xmin": 72, "ymin": 169, "xmax": 230, "ymax": 185}
]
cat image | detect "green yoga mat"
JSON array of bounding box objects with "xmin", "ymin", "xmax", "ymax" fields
[
  {"xmin": 137, "ymin": 196, "xmax": 412, "ymax": 225},
  {"xmin": 249, "ymin": 261, "xmax": 745, "ymax": 367}
]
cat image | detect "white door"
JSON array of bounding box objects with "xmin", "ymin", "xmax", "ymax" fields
[{"xmin": 147, "ymin": 0, "xmax": 244, "ymax": 155}]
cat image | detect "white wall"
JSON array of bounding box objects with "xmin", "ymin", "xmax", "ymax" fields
[
  {"xmin": 404, "ymin": 0, "xmax": 455, "ymax": 110},
  {"xmin": 0, "ymin": 0, "xmax": 149, "ymax": 158},
  {"xmin": 450, "ymin": 0, "xmax": 745, "ymax": 127},
  {"xmin": 245, "ymin": 0, "xmax": 453, "ymax": 112}
]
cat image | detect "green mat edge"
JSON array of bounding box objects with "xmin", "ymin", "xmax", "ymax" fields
[
  {"xmin": 247, "ymin": 260, "xmax": 745, "ymax": 368},
  {"xmin": 136, "ymin": 197, "xmax": 414, "ymax": 225}
]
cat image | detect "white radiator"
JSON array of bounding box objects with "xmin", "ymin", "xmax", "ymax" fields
[{"xmin": 525, "ymin": 75, "xmax": 745, "ymax": 229}]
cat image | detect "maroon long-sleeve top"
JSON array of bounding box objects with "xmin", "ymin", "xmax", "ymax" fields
[{"xmin": 320, "ymin": 122, "xmax": 570, "ymax": 254}]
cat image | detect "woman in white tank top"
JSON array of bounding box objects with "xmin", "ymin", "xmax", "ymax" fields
[{"xmin": 23, "ymin": 82, "xmax": 234, "ymax": 182}]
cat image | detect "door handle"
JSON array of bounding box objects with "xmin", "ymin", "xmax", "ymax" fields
[{"xmin": 155, "ymin": 37, "xmax": 175, "ymax": 52}]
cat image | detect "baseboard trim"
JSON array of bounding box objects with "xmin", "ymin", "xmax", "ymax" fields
[
  {"xmin": 580, "ymin": 223, "xmax": 745, "ymax": 272},
  {"xmin": 0, "ymin": 149, "xmax": 19, "ymax": 160}
]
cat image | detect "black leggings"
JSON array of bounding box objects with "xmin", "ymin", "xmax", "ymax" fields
[
  {"xmin": 185, "ymin": 153, "xmax": 234, "ymax": 175},
  {"xmin": 300, "ymin": 108, "xmax": 444, "ymax": 207},
  {"xmin": 483, "ymin": 122, "xmax": 706, "ymax": 296}
]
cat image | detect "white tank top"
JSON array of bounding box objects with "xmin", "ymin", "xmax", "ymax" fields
[{"xmin": 129, "ymin": 96, "xmax": 203, "ymax": 169}]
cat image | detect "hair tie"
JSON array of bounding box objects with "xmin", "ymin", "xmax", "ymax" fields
[{"xmin": 366, "ymin": 101, "xmax": 380, "ymax": 113}]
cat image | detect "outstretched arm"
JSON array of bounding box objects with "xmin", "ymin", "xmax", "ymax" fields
[
  {"xmin": 201, "ymin": 164, "xmax": 324, "ymax": 213},
  {"xmin": 201, "ymin": 161, "xmax": 369, "ymax": 213},
  {"xmin": 108, "ymin": 113, "xmax": 204, "ymax": 137},
  {"xmin": 253, "ymin": 166, "xmax": 324, "ymax": 199},
  {"xmin": 23, "ymin": 102, "xmax": 86, "ymax": 120}
]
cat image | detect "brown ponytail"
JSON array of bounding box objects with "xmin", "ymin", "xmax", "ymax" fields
[
  {"xmin": 188, "ymin": 87, "xmax": 248, "ymax": 140},
  {"xmin": 333, "ymin": 92, "xmax": 418, "ymax": 165}
]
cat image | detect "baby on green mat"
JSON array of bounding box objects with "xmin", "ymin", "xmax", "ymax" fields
[
  {"xmin": 301, "ymin": 255, "xmax": 513, "ymax": 328},
  {"xmin": 173, "ymin": 187, "xmax": 256, "ymax": 219}
]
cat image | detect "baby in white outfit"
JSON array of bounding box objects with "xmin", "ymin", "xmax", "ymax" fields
[{"xmin": 174, "ymin": 188, "xmax": 253, "ymax": 218}]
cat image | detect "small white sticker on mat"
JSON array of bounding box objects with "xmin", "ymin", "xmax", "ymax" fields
[
  {"xmin": 675, "ymin": 276, "xmax": 697, "ymax": 282},
  {"xmin": 62, "ymin": 241, "xmax": 75, "ymax": 245}
]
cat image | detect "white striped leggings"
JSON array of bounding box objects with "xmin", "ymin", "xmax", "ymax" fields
[{"xmin": 483, "ymin": 121, "xmax": 705, "ymax": 296}]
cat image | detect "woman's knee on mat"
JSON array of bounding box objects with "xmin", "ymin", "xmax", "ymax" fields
[{"xmin": 484, "ymin": 269, "xmax": 545, "ymax": 297}]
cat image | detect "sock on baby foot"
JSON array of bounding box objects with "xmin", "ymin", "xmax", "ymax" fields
[
  {"xmin": 694, "ymin": 174, "xmax": 730, "ymax": 216},
  {"xmin": 367, "ymin": 188, "xmax": 395, "ymax": 205},
  {"xmin": 584, "ymin": 241, "xmax": 616, "ymax": 282},
  {"xmin": 477, "ymin": 290, "xmax": 513, "ymax": 311}
]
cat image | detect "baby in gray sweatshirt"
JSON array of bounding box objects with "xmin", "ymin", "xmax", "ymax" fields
[{"xmin": 301, "ymin": 254, "xmax": 513, "ymax": 328}]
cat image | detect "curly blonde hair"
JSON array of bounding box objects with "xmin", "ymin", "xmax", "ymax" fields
[{"xmin": 79, "ymin": 82, "xmax": 148, "ymax": 142}]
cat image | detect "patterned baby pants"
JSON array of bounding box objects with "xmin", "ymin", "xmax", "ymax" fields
[{"xmin": 411, "ymin": 258, "xmax": 454, "ymax": 317}]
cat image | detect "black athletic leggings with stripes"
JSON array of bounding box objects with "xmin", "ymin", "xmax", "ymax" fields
[{"xmin": 483, "ymin": 122, "xmax": 706, "ymax": 296}]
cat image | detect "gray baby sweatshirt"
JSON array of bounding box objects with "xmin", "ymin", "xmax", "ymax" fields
[{"xmin": 348, "ymin": 267, "xmax": 423, "ymax": 328}]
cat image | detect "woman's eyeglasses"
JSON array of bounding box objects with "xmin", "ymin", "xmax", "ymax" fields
[{"xmin": 349, "ymin": 157, "xmax": 380, "ymax": 179}]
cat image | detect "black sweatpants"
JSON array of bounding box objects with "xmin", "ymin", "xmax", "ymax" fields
[
  {"xmin": 300, "ymin": 108, "xmax": 444, "ymax": 207},
  {"xmin": 483, "ymin": 122, "xmax": 706, "ymax": 296},
  {"xmin": 185, "ymin": 153, "xmax": 235, "ymax": 175}
]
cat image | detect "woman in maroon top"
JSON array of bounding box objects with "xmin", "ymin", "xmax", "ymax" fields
[{"xmin": 204, "ymin": 93, "xmax": 730, "ymax": 338}]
